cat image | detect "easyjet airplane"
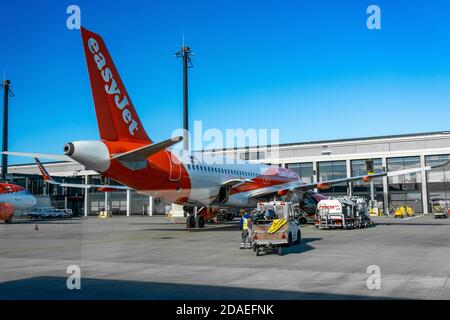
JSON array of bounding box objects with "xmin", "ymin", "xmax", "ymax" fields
[
  {"xmin": 0, "ymin": 183, "xmax": 37, "ymax": 223},
  {"xmin": 4, "ymin": 27, "xmax": 446, "ymax": 228}
]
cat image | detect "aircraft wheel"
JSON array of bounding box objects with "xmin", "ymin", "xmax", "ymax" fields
[
  {"xmin": 195, "ymin": 216, "xmax": 205, "ymax": 228},
  {"xmin": 277, "ymin": 246, "xmax": 283, "ymax": 256},
  {"xmin": 186, "ymin": 216, "xmax": 195, "ymax": 228},
  {"xmin": 294, "ymin": 230, "xmax": 301, "ymax": 245},
  {"xmin": 287, "ymin": 232, "xmax": 293, "ymax": 247}
]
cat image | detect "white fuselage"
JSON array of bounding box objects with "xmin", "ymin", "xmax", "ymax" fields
[{"xmin": 0, "ymin": 190, "xmax": 37, "ymax": 210}]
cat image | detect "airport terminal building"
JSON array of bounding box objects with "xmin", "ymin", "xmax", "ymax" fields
[{"xmin": 4, "ymin": 131, "xmax": 450, "ymax": 216}]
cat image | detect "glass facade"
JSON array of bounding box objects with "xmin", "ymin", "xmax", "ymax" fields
[
  {"xmin": 351, "ymin": 159, "xmax": 384, "ymax": 207},
  {"xmin": 387, "ymin": 156, "xmax": 423, "ymax": 213},
  {"xmin": 318, "ymin": 161, "xmax": 347, "ymax": 194},
  {"xmin": 426, "ymin": 155, "xmax": 450, "ymax": 214},
  {"xmin": 286, "ymin": 162, "xmax": 313, "ymax": 184}
]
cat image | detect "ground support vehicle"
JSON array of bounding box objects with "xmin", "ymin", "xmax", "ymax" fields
[
  {"xmin": 251, "ymin": 201, "xmax": 301, "ymax": 256},
  {"xmin": 315, "ymin": 197, "xmax": 373, "ymax": 230}
]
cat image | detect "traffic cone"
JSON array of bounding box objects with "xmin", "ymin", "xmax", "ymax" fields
[{"xmin": 34, "ymin": 224, "xmax": 39, "ymax": 231}]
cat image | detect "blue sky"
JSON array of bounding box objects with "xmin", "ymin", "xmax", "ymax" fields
[{"xmin": 1, "ymin": 0, "xmax": 450, "ymax": 164}]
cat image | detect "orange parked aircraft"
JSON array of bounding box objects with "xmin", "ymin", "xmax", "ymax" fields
[{"xmin": 0, "ymin": 183, "xmax": 36, "ymax": 223}]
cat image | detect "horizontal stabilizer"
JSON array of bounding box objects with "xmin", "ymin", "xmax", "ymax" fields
[
  {"xmin": 34, "ymin": 157, "xmax": 130, "ymax": 190},
  {"xmin": 110, "ymin": 136, "xmax": 183, "ymax": 162}
]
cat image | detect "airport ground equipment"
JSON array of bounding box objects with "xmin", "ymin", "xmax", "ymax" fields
[
  {"xmin": 27, "ymin": 207, "xmax": 73, "ymax": 219},
  {"xmin": 216, "ymin": 209, "xmax": 235, "ymax": 221},
  {"xmin": 393, "ymin": 205, "xmax": 415, "ymax": 218},
  {"xmin": 434, "ymin": 210, "xmax": 449, "ymax": 219},
  {"xmin": 369, "ymin": 200, "xmax": 384, "ymax": 216},
  {"xmin": 251, "ymin": 201, "xmax": 301, "ymax": 256},
  {"xmin": 315, "ymin": 196, "xmax": 373, "ymax": 229},
  {"xmin": 431, "ymin": 201, "xmax": 449, "ymax": 219},
  {"xmin": 98, "ymin": 210, "xmax": 111, "ymax": 219},
  {"xmin": 292, "ymin": 203, "xmax": 310, "ymax": 224}
]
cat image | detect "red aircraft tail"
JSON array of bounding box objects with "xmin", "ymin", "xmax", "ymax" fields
[{"xmin": 80, "ymin": 27, "xmax": 151, "ymax": 143}]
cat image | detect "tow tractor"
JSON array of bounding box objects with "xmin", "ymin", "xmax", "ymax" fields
[
  {"xmin": 315, "ymin": 196, "xmax": 373, "ymax": 230},
  {"xmin": 251, "ymin": 201, "xmax": 301, "ymax": 256}
]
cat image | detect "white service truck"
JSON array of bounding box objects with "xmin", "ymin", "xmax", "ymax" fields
[{"xmin": 315, "ymin": 197, "xmax": 373, "ymax": 230}]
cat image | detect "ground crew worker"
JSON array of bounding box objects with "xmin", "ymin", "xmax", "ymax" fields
[{"xmin": 239, "ymin": 212, "xmax": 251, "ymax": 249}]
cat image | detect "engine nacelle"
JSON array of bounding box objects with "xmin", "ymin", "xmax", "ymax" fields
[{"xmin": 64, "ymin": 141, "xmax": 111, "ymax": 172}]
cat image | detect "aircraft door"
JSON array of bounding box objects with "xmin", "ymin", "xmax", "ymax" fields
[{"xmin": 165, "ymin": 151, "xmax": 181, "ymax": 182}]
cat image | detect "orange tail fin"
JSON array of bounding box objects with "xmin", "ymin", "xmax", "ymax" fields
[{"xmin": 81, "ymin": 27, "xmax": 151, "ymax": 143}]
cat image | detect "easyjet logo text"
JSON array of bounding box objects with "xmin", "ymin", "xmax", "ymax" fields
[{"xmin": 87, "ymin": 37, "xmax": 138, "ymax": 136}]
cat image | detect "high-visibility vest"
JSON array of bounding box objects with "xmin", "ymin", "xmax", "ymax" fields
[{"xmin": 243, "ymin": 217, "xmax": 248, "ymax": 230}]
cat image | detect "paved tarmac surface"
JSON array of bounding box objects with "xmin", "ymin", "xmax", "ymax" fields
[{"xmin": 1, "ymin": 214, "xmax": 449, "ymax": 299}]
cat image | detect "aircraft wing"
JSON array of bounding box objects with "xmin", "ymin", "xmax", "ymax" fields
[
  {"xmin": 248, "ymin": 161, "xmax": 449, "ymax": 199},
  {"xmin": 247, "ymin": 181, "xmax": 301, "ymax": 198},
  {"xmin": 3, "ymin": 151, "xmax": 74, "ymax": 162}
]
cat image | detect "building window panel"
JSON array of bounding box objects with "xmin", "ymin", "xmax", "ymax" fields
[
  {"xmin": 426, "ymin": 155, "xmax": 450, "ymax": 213},
  {"xmin": 351, "ymin": 159, "xmax": 383, "ymax": 188},
  {"xmin": 318, "ymin": 160, "xmax": 347, "ymax": 194},
  {"xmin": 286, "ymin": 162, "xmax": 313, "ymax": 184},
  {"xmin": 388, "ymin": 156, "xmax": 423, "ymax": 213}
]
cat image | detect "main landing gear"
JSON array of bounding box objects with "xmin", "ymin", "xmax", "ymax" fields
[{"xmin": 185, "ymin": 206, "xmax": 205, "ymax": 229}]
